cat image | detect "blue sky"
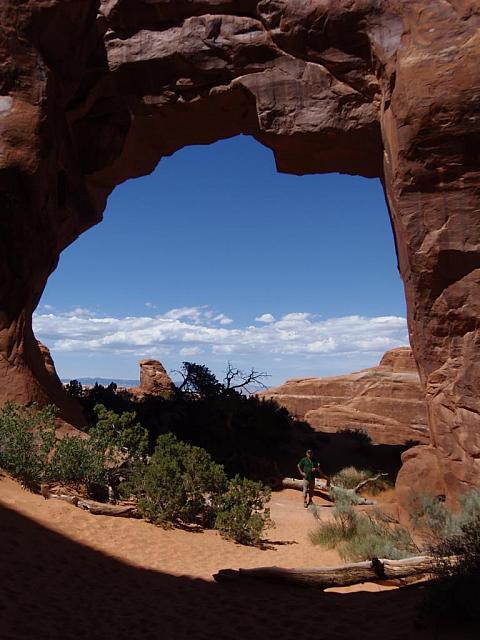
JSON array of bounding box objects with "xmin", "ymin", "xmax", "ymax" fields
[{"xmin": 35, "ymin": 135, "xmax": 408, "ymax": 386}]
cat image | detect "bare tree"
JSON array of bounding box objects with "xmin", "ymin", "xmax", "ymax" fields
[{"xmin": 223, "ymin": 362, "xmax": 269, "ymax": 395}]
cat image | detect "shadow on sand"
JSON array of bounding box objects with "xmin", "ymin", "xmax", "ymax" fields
[{"xmin": 1, "ymin": 504, "xmax": 475, "ymax": 640}]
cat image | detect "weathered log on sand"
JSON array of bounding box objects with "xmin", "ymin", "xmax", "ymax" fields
[
  {"xmin": 76, "ymin": 500, "xmax": 139, "ymax": 518},
  {"xmin": 214, "ymin": 556, "xmax": 437, "ymax": 589},
  {"xmin": 42, "ymin": 490, "xmax": 139, "ymax": 518},
  {"xmin": 280, "ymin": 478, "xmax": 377, "ymax": 505},
  {"xmin": 281, "ymin": 477, "xmax": 329, "ymax": 496}
]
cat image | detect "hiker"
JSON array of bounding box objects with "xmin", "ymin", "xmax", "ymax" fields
[{"xmin": 297, "ymin": 449, "xmax": 329, "ymax": 508}]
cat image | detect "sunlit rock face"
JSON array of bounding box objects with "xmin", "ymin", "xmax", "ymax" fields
[
  {"xmin": 0, "ymin": 1, "xmax": 479, "ymax": 500},
  {"xmin": 260, "ymin": 348, "xmax": 429, "ymax": 446},
  {"xmin": 137, "ymin": 360, "xmax": 175, "ymax": 397}
]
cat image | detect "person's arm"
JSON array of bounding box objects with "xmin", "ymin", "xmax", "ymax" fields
[
  {"xmin": 297, "ymin": 460, "xmax": 305, "ymax": 477},
  {"xmin": 316, "ymin": 464, "xmax": 330, "ymax": 486}
]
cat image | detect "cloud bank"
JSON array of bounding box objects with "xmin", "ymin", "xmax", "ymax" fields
[{"xmin": 33, "ymin": 306, "xmax": 408, "ymax": 363}]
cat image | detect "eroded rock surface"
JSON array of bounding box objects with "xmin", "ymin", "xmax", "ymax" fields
[
  {"xmin": 0, "ymin": 1, "xmax": 479, "ymax": 500},
  {"xmin": 137, "ymin": 359, "xmax": 175, "ymax": 396},
  {"xmin": 260, "ymin": 348, "xmax": 429, "ymax": 446}
]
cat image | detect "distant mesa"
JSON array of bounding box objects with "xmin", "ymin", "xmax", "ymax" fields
[
  {"xmin": 62, "ymin": 377, "xmax": 140, "ymax": 388},
  {"xmin": 258, "ymin": 347, "xmax": 428, "ymax": 446}
]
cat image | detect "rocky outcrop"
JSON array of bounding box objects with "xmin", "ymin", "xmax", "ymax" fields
[
  {"xmin": 260, "ymin": 348, "xmax": 428, "ymax": 446},
  {"xmin": 0, "ymin": 1, "xmax": 479, "ymax": 500},
  {"xmin": 37, "ymin": 341, "xmax": 85, "ymax": 429},
  {"xmin": 137, "ymin": 360, "xmax": 175, "ymax": 396}
]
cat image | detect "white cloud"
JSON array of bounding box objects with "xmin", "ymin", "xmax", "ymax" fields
[
  {"xmin": 163, "ymin": 307, "xmax": 204, "ymax": 322},
  {"xmin": 64, "ymin": 307, "xmax": 94, "ymax": 318},
  {"xmin": 213, "ymin": 313, "xmax": 233, "ymax": 325},
  {"xmin": 33, "ymin": 306, "xmax": 409, "ymax": 364},
  {"xmin": 179, "ymin": 346, "xmax": 201, "ymax": 357},
  {"xmin": 255, "ymin": 313, "xmax": 275, "ymax": 323}
]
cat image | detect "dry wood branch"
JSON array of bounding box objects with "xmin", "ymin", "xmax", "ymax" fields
[
  {"xmin": 280, "ymin": 478, "xmax": 377, "ymax": 505},
  {"xmin": 353, "ymin": 472, "xmax": 388, "ymax": 493},
  {"xmin": 43, "ymin": 489, "xmax": 139, "ymax": 518},
  {"xmin": 214, "ymin": 556, "xmax": 439, "ymax": 589}
]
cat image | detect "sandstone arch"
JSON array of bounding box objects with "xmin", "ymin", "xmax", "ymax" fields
[{"xmin": 0, "ymin": 0, "xmax": 479, "ymax": 499}]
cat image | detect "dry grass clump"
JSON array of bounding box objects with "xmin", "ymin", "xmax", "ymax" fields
[
  {"xmin": 309, "ymin": 501, "xmax": 418, "ymax": 561},
  {"xmin": 331, "ymin": 466, "xmax": 392, "ymax": 497}
]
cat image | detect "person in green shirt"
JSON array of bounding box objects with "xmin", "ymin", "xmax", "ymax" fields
[{"xmin": 297, "ymin": 449, "xmax": 329, "ymax": 508}]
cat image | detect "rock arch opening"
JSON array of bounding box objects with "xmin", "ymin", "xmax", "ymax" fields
[
  {"xmin": 1, "ymin": 0, "xmax": 479, "ymax": 500},
  {"xmin": 38, "ymin": 134, "xmax": 406, "ymax": 386}
]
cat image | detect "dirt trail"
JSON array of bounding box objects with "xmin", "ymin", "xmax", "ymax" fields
[{"xmin": 0, "ymin": 475, "xmax": 474, "ymax": 640}]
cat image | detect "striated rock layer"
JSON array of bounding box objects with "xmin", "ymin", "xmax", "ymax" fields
[
  {"xmin": 0, "ymin": 1, "xmax": 479, "ymax": 500},
  {"xmin": 260, "ymin": 348, "xmax": 429, "ymax": 446}
]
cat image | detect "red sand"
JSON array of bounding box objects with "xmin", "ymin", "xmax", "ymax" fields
[{"xmin": 0, "ymin": 474, "xmax": 474, "ymax": 639}]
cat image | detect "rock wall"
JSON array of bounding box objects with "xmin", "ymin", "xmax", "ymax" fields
[
  {"xmin": 260, "ymin": 348, "xmax": 429, "ymax": 446},
  {"xmin": 0, "ymin": 1, "xmax": 479, "ymax": 500}
]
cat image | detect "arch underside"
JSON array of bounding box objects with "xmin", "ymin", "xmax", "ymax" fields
[{"xmin": 0, "ymin": 0, "xmax": 479, "ymax": 500}]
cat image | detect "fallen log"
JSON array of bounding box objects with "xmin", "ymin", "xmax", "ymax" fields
[
  {"xmin": 281, "ymin": 477, "xmax": 329, "ymax": 496},
  {"xmin": 76, "ymin": 500, "xmax": 139, "ymax": 518},
  {"xmin": 280, "ymin": 478, "xmax": 376, "ymax": 505},
  {"xmin": 214, "ymin": 556, "xmax": 438, "ymax": 589},
  {"xmin": 42, "ymin": 489, "xmax": 140, "ymax": 518}
]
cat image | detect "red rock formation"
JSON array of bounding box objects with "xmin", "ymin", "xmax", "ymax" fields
[
  {"xmin": 260, "ymin": 348, "xmax": 429, "ymax": 446},
  {"xmin": 0, "ymin": 1, "xmax": 479, "ymax": 500},
  {"xmin": 137, "ymin": 359, "xmax": 175, "ymax": 396}
]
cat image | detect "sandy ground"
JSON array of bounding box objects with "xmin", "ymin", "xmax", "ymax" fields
[{"xmin": 0, "ymin": 474, "xmax": 475, "ymax": 639}]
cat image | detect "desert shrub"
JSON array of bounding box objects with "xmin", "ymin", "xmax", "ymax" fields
[
  {"xmin": 121, "ymin": 433, "xmax": 273, "ymax": 544},
  {"xmin": 408, "ymin": 489, "xmax": 480, "ymax": 623},
  {"xmin": 0, "ymin": 402, "xmax": 56, "ymax": 489},
  {"xmin": 408, "ymin": 489, "xmax": 480, "ymax": 545},
  {"xmin": 121, "ymin": 433, "xmax": 228, "ymax": 527},
  {"xmin": 310, "ymin": 502, "xmax": 417, "ymax": 561},
  {"xmin": 46, "ymin": 435, "xmax": 107, "ymax": 490},
  {"xmin": 425, "ymin": 516, "xmax": 480, "ymax": 622},
  {"xmin": 309, "ymin": 501, "xmax": 358, "ymax": 550},
  {"xmin": 341, "ymin": 512, "xmax": 417, "ymax": 561},
  {"xmin": 329, "ymin": 467, "xmax": 391, "ymax": 505},
  {"xmin": 90, "ymin": 404, "xmax": 148, "ymax": 462},
  {"xmin": 331, "ymin": 466, "xmax": 372, "ymax": 490},
  {"xmin": 214, "ymin": 475, "xmax": 272, "ymax": 545},
  {"xmin": 0, "ymin": 401, "xmax": 146, "ymax": 496}
]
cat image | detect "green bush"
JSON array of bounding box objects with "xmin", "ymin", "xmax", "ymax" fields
[
  {"xmin": 214, "ymin": 475, "xmax": 272, "ymax": 545},
  {"xmin": 121, "ymin": 433, "xmax": 273, "ymax": 544},
  {"xmin": 90, "ymin": 404, "xmax": 148, "ymax": 461},
  {"xmin": 310, "ymin": 502, "xmax": 417, "ymax": 561},
  {"xmin": 408, "ymin": 489, "xmax": 480, "ymax": 545},
  {"xmin": 309, "ymin": 501, "xmax": 358, "ymax": 550},
  {"xmin": 0, "ymin": 402, "xmax": 143, "ymax": 496},
  {"xmin": 0, "ymin": 402, "xmax": 56, "ymax": 489},
  {"xmin": 46, "ymin": 435, "xmax": 107, "ymax": 490},
  {"xmin": 121, "ymin": 433, "xmax": 227, "ymax": 526},
  {"xmin": 0, "ymin": 403, "xmax": 273, "ymax": 545}
]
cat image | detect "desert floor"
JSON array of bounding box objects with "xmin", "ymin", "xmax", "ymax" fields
[{"xmin": 0, "ymin": 474, "xmax": 475, "ymax": 639}]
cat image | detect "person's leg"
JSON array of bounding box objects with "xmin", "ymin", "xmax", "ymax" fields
[
  {"xmin": 308, "ymin": 479, "xmax": 315, "ymax": 505},
  {"xmin": 302, "ymin": 478, "xmax": 309, "ymax": 507}
]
